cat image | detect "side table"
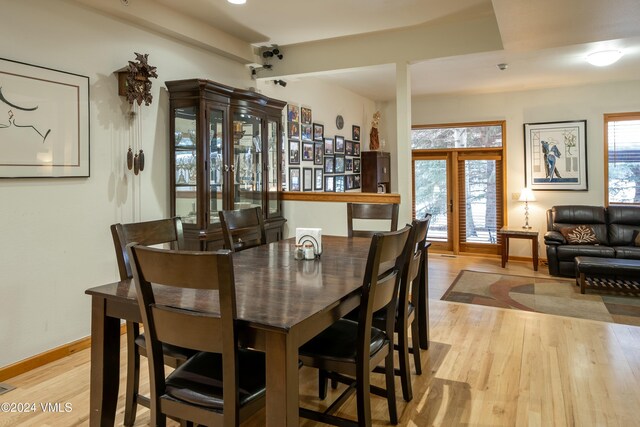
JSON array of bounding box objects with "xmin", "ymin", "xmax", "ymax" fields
[{"xmin": 498, "ymin": 226, "xmax": 539, "ymax": 271}]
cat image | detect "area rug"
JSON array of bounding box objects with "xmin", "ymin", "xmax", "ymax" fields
[{"xmin": 441, "ymin": 270, "xmax": 640, "ymax": 327}]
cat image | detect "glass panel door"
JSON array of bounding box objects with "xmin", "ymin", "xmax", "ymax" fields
[
  {"xmin": 413, "ymin": 157, "xmax": 452, "ymax": 250},
  {"xmin": 461, "ymin": 159, "xmax": 498, "ymax": 244},
  {"xmin": 174, "ymin": 106, "xmax": 198, "ymax": 225},
  {"xmin": 267, "ymin": 119, "xmax": 279, "ymax": 216},
  {"xmin": 232, "ymin": 112, "xmax": 263, "ymax": 211},
  {"xmin": 209, "ymin": 108, "xmax": 224, "ymax": 224}
]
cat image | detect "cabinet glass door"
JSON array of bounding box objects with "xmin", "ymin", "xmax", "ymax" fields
[
  {"xmin": 174, "ymin": 106, "xmax": 198, "ymax": 225},
  {"xmin": 209, "ymin": 109, "xmax": 224, "ymax": 224},
  {"xmin": 267, "ymin": 119, "xmax": 279, "ymax": 216},
  {"xmin": 232, "ymin": 112, "xmax": 262, "ymax": 211}
]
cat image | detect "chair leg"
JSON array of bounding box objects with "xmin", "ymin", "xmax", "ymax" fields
[
  {"xmin": 411, "ymin": 320, "xmax": 422, "ymax": 375},
  {"xmin": 384, "ymin": 349, "xmax": 398, "ymax": 424},
  {"xmin": 124, "ymin": 321, "xmax": 140, "ymax": 427},
  {"xmin": 318, "ymin": 369, "xmax": 328, "ymax": 400},
  {"xmin": 397, "ymin": 326, "xmax": 413, "ymax": 402},
  {"xmin": 356, "ymin": 360, "xmax": 373, "ymax": 427}
]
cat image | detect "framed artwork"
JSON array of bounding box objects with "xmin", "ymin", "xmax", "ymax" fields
[
  {"xmin": 287, "ymin": 104, "xmax": 299, "ymax": 122},
  {"xmin": 324, "ymin": 175, "xmax": 335, "ymax": 192},
  {"xmin": 345, "ymin": 158, "xmax": 353, "ymax": 171},
  {"xmin": 346, "ymin": 174, "xmax": 354, "ymax": 190},
  {"xmin": 289, "ymin": 167, "xmax": 300, "ymax": 191},
  {"xmin": 0, "ymin": 58, "xmax": 90, "ymax": 178},
  {"xmin": 288, "ymin": 122, "xmax": 299, "ymax": 139},
  {"xmin": 313, "ymin": 143, "xmax": 323, "ymax": 165},
  {"xmin": 352, "ymin": 125, "xmax": 361, "ymax": 141},
  {"xmin": 314, "ymin": 168, "xmax": 323, "ymax": 190},
  {"xmin": 301, "ymin": 107, "xmax": 312, "ymax": 124},
  {"xmin": 524, "ymin": 120, "xmax": 588, "ymax": 191},
  {"xmin": 324, "ymin": 155, "xmax": 334, "ymax": 173},
  {"xmin": 303, "ymin": 167, "xmax": 313, "ymax": 191},
  {"xmin": 354, "ymin": 174, "xmax": 361, "ymax": 189},
  {"xmin": 313, "ymin": 123, "xmax": 324, "ymax": 141},
  {"xmin": 324, "ymin": 138, "xmax": 334, "ymax": 155},
  {"xmin": 289, "ymin": 140, "xmax": 300, "ymax": 164},
  {"xmin": 302, "ymin": 141, "xmax": 314, "ymax": 161},
  {"xmin": 301, "ymin": 123, "xmax": 312, "ymax": 141},
  {"xmin": 345, "ymin": 140, "xmax": 354, "ymax": 156},
  {"xmin": 334, "ymin": 155, "xmax": 345, "ymax": 173},
  {"xmin": 335, "ymin": 175, "xmax": 345, "ymax": 192},
  {"xmin": 335, "ymin": 135, "xmax": 345, "ymax": 153},
  {"xmin": 353, "ymin": 142, "xmax": 360, "ymax": 156},
  {"xmin": 353, "ymin": 158, "xmax": 361, "ymax": 173}
]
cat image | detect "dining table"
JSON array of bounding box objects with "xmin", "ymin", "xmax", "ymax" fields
[{"xmin": 85, "ymin": 235, "xmax": 430, "ymax": 427}]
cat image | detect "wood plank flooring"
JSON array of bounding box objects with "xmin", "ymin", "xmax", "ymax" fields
[{"xmin": 2, "ymin": 255, "xmax": 640, "ymax": 426}]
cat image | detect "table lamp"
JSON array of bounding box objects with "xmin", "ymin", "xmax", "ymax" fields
[{"xmin": 519, "ymin": 187, "xmax": 536, "ymax": 229}]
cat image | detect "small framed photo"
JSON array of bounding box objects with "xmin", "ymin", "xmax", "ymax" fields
[
  {"xmin": 302, "ymin": 141, "xmax": 314, "ymax": 161},
  {"xmin": 289, "ymin": 167, "xmax": 300, "ymax": 191},
  {"xmin": 345, "ymin": 140, "xmax": 354, "ymax": 156},
  {"xmin": 301, "ymin": 107, "xmax": 312, "ymax": 125},
  {"xmin": 335, "ymin": 135, "xmax": 345, "ymax": 153},
  {"xmin": 324, "ymin": 138, "xmax": 334, "ymax": 155},
  {"xmin": 352, "ymin": 125, "xmax": 361, "ymax": 141},
  {"xmin": 314, "ymin": 168, "xmax": 323, "ymax": 190},
  {"xmin": 314, "ymin": 143, "xmax": 323, "ymax": 165},
  {"xmin": 335, "ymin": 155, "xmax": 345, "ymax": 173},
  {"xmin": 345, "ymin": 158, "xmax": 353, "ymax": 171},
  {"xmin": 346, "ymin": 174, "xmax": 354, "ymax": 190},
  {"xmin": 313, "ymin": 123, "xmax": 324, "ymax": 141},
  {"xmin": 324, "ymin": 156, "xmax": 334, "ymax": 174},
  {"xmin": 288, "ymin": 122, "xmax": 299, "ymax": 139},
  {"xmin": 287, "ymin": 104, "xmax": 299, "ymax": 122},
  {"xmin": 289, "ymin": 140, "xmax": 300, "ymax": 164},
  {"xmin": 353, "ymin": 142, "xmax": 360, "ymax": 156},
  {"xmin": 303, "ymin": 167, "xmax": 313, "ymax": 191},
  {"xmin": 354, "ymin": 174, "xmax": 361, "ymax": 189},
  {"xmin": 325, "ymin": 175, "xmax": 335, "ymax": 192},
  {"xmin": 335, "ymin": 175, "xmax": 345, "ymax": 192},
  {"xmin": 353, "ymin": 158, "xmax": 361, "ymax": 173},
  {"xmin": 301, "ymin": 124, "xmax": 312, "ymax": 141}
]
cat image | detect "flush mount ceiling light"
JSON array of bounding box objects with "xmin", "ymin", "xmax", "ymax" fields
[
  {"xmin": 227, "ymin": 0, "xmax": 246, "ymax": 4},
  {"xmin": 587, "ymin": 50, "xmax": 623, "ymax": 66}
]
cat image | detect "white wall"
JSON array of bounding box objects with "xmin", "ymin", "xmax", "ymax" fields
[
  {"xmin": 0, "ymin": 0, "xmax": 254, "ymax": 367},
  {"xmin": 406, "ymin": 80, "xmax": 640, "ymax": 257},
  {"xmin": 257, "ymin": 78, "xmax": 377, "ymax": 237}
]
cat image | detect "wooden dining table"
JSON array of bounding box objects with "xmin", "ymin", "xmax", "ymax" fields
[{"xmin": 86, "ymin": 235, "xmax": 430, "ymax": 426}]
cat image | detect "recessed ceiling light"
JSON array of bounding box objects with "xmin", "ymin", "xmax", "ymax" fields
[
  {"xmin": 587, "ymin": 50, "xmax": 623, "ymax": 67},
  {"xmin": 228, "ymin": 0, "xmax": 246, "ymax": 4}
]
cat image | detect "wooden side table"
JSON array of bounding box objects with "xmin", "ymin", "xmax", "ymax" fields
[{"xmin": 498, "ymin": 226, "xmax": 539, "ymax": 271}]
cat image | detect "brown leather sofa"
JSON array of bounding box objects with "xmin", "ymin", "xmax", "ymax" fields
[{"xmin": 544, "ymin": 205, "xmax": 640, "ymax": 276}]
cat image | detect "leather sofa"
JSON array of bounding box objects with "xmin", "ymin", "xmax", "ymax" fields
[{"xmin": 544, "ymin": 205, "xmax": 640, "ymax": 276}]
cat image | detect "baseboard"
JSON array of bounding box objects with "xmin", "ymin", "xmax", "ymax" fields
[{"xmin": 0, "ymin": 324, "xmax": 126, "ymax": 382}]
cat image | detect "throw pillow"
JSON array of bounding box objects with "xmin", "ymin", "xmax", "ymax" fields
[
  {"xmin": 559, "ymin": 225, "xmax": 599, "ymax": 245},
  {"xmin": 632, "ymin": 230, "xmax": 640, "ymax": 247}
]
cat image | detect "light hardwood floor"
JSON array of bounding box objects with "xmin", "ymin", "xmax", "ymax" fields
[{"xmin": 2, "ymin": 254, "xmax": 640, "ymax": 426}]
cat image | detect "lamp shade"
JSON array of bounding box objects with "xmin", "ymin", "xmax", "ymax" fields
[{"xmin": 519, "ymin": 188, "xmax": 536, "ymax": 202}]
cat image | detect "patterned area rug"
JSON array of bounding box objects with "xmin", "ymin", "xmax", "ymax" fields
[{"xmin": 442, "ymin": 270, "xmax": 640, "ymax": 327}]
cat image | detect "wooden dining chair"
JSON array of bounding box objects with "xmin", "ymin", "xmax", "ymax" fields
[
  {"xmin": 347, "ymin": 202, "xmax": 399, "ymax": 237},
  {"xmin": 127, "ymin": 244, "xmax": 266, "ymax": 427},
  {"xmin": 111, "ymin": 217, "xmax": 196, "ymax": 426},
  {"xmin": 298, "ymin": 225, "xmax": 412, "ymax": 427},
  {"xmin": 218, "ymin": 206, "xmax": 267, "ymax": 252}
]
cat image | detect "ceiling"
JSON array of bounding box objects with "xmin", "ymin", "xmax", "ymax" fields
[{"xmin": 149, "ymin": 0, "xmax": 640, "ymax": 100}]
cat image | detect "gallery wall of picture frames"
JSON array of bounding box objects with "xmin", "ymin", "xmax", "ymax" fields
[{"xmin": 284, "ymin": 103, "xmax": 361, "ymax": 192}]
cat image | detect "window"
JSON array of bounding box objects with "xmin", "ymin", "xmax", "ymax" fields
[{"xmin": 605, "ymin": 113, "xmax": 640, "ymax": 205}]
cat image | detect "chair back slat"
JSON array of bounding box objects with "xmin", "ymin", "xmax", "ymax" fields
[
  {"xmin": 151, "ymin": 306, "xmax": 224, "ymax": 353},
  {"xmin": 219, "ymin": 207, "xmax": 267, "ymax": 252},
  {"xmin": 111, "ymin": 217, "xmax": 184, "ymax": 279},
  {"xmin": 347, "ymin": 203, "xmax": 399, "ymax": 238}
]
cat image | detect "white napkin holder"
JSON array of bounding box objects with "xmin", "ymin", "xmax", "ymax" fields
[{"xmin": 296, "ymin": 228, "xmax": 322, "ymax": 256}]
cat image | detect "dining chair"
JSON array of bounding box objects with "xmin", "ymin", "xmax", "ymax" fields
[
  {"xmin": 298, "ymin": 225, "xmax": 412, "ymax": 427},
  {"xmin": 111, "ymin": 217, "xmax": 196, "ymax": 426},
  {"xmin": 218, "ymin": 206, "xmax": 267, "ymax": 252},
  {"xmin": 416, "ymin": 213, "xmax": 433, "ymax": 350},
  {"xmin": 346, "ymin": 202, "xmax": 399, "ymax": 237},
  {"xmin": 127, "ymin": 244, "xmax": 266, "ymax": 427}
]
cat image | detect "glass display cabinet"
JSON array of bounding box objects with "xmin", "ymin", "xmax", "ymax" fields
[{"xmin": 167, "ymin": 79, "xmax": 287, "ymax": 250}]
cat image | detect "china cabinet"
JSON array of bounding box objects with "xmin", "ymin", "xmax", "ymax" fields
[
  {"xmin": 361, "ymin": 151, "xmax": 391, "ymax": 193},
  {"xmin": 166, "ymin": 79, "xmax": 287, "ymax": 250}
]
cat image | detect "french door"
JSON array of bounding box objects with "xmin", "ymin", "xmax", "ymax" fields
[{"xmin": 413, "ymin": 150, "xmax": 504, "ymax": 254}]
